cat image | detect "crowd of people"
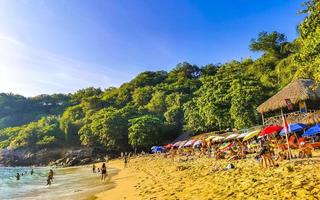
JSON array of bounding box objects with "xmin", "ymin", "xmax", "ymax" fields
[
  {"xmin": 163, "ymin": 132, "xmax": 317, "ymax": 170},
  {"xmin": 14, "ymin": 168, "xmax": 55, "ymax": 186}
]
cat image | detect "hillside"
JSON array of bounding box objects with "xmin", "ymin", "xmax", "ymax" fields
[{"xmin": 0, "ymin": 0, "xmax": 319, "ymax": 154}]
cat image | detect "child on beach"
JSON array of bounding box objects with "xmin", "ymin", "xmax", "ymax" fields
[{"xmin": 101, "ymin": 163, "xmax": 107, "ymax": 181}]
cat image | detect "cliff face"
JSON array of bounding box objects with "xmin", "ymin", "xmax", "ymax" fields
[{"xmin": 0, "ymin": 147, "xmax": 106, "ymax": 167}]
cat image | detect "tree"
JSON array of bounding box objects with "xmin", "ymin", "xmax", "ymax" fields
[
  {"xmin": 60, "ymin": 105, "xmax": 84, "ymax": 145},
  {"xmin": 183, "ymin": 101, "xmax": 206, "ymax": 133},
  {"xmin": 132, "ymin": 86, "xmax": 153, "ymax": 106},
  {"xmin": 229, "ymin": 78, "xmax": 264, "ymax": 128},
  {"xmin": 71, "ymin": 87, "xmax": 102, "ymax": 103},
  {"xmin": 79, "ymin": 108, "xmax": 129, "ymax": 149},
  {"xmin": 250, "ymin": 31, "xmax": 291, "ymax": 58},
  {"xmin": 146, "ymin": 91, "xmax": 167, "ymax": 114},
  {"xmin": 128, "ymin": 115, "xmax": 164, "ymax": 148}
]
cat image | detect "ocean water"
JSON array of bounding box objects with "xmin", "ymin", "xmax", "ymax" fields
[{"xmin": 0, "ymin": 166, "xmax": 114, "ymax": 200}]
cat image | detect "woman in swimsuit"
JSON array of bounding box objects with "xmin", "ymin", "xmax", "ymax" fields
[{"xmin": 101, "ymin": 163, "xmax": 107, "ymax": 181}]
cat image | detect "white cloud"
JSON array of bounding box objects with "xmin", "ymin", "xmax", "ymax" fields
[{"xmin": 0, "ymin": 33, "xmax": 128, "ymax": 97}]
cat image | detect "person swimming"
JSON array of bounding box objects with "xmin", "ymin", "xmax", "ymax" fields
[
  {"xmin": 46, "ymin": 169, "xmax": 54, "ymax": 186},
  {"xmin": 16, "ymin": 173, "xmax": 20, "ymax": 181}
]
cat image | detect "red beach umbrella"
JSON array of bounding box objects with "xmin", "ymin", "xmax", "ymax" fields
[{"xmin": 259, "ymin": 125, "xmax": 283, "ymax": 137}]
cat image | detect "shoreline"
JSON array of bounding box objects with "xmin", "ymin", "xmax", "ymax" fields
[{"xmin": 93, "ymin": 159, "xmax": 139, "ymax": 200}]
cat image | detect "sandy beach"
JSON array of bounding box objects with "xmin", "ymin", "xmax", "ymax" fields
[{"xmin": 95, "ymin": 152, "xmax": 320, "ymax": 200}]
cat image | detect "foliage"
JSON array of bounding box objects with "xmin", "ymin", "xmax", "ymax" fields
[
  {"xmin": 0, "ymin": 1, "xmax": 320, "ymax": 150},
  {"xmin": 128, "ymin": 115, "xmax": 164, "ymax": 148}
]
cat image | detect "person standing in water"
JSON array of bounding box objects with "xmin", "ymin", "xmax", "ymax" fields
[
  {"xmin": 30, "ymin": 169, "xmax": 34, "ymax": 175},
  {"xmin": 47, "ymin": 169, "xmax": 54, "ymax": 186},
  {"xmin": 16, "ymin": 173, "xmax": 20, "ymax": 181},
  {"xmin": 101, "ymin": 163, "xmax": 107, "ymax": 181}
]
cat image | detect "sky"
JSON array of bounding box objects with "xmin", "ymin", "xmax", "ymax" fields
[{"xmin": 0, "ymin": 0, "xmax": 306, "ymax": 97}]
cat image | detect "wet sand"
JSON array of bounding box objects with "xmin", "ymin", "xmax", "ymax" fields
[{"xmin": 95, "ymin": 151, "xmax": 320, "ymax": 200}]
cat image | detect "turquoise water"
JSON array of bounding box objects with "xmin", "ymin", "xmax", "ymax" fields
[
  {"xmin": 0, "ymin": 166, "xmax": 112, "ymax": 200},
  {"xmin": 0, "ymin": 167, "xmax": 49, "ymax": 199}
]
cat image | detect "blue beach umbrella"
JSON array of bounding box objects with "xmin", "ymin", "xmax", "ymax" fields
[
  {"xmin": 302, "ymin": 124, "xmax": 320, "ymax": 137},
  {"xmin": 151, "ymin": 146, "xmax": 165, "ymax": 153},
  {"xmin": 279, "ymin": 123, "xmax": 306, "ymax": 136}
]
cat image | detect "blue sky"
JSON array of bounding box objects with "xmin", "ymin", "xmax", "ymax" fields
[{"xmin": 0, "ymin": 0, "xmax": 305, "ymax": 96}]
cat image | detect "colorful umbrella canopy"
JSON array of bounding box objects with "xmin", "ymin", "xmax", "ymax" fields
[
  {"xmin": 280, "ymin": 123, "xmax": 306, "ymax": 136},
  {"xmin": 173, "ymin": 141, "xmax": 182, "ymax": 147},
  {"xmin": 164, "ymin": 144, "xmax": 173, "ymax": 149},
  {"xmin": 225, "ymin": 133, "xmax": 240, "ymax": 140},
  {"xmin": 212, "ymin": 136, "xmax": 225, "ymax": 142},
  {"xmin": 192, "ymin": 140, "xmax": 202, "ymax": 148},
  {"xmin": 237, "ymin": 132, "xmax": 249, "ymax": 139},
  {"xmin": 219, "ymin": 142, "xmax": 234, "ymax": 151},
  {"xmin": 259, "ymin": 125, "xmax": 282, "ymax": 137},
  {"xmin": 303, "ymin": 124, "xmax": 320, "ymax": 137},
  {"xmin": 184, "ymin": 140, "xmax": 195, "ymax": 147},
  {"xmin": 243, "ymin": 130, "xmax": 260, "ymax": 141},
  {"xmin": 178, "ymin": 140, "xmax": 188, "ymax": 148}
]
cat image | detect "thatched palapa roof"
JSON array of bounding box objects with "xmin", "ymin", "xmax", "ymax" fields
[{"xmin": 257, "ymin": 79, "xmax": 320, "ymax": 113}]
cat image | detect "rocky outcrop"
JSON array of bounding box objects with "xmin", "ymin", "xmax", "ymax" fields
[
  {"xmin": 0, "ymin": 147, "xmax": 107, "ymax": 167},
  {"xmin": 49, "ymin": 148, "xmax": 106, "ymax": 167}
]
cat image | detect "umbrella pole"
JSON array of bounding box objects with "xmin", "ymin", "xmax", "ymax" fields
[{"xmin": 281, "ymin": 109, "xmax": 291, "ymax": 160}]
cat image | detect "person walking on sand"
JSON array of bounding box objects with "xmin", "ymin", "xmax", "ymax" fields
[
  {"xmin": 16, "ymin": 173, "xmax": 20, "ymax": 181},
  {"xmin": 124, "ymin": 154, "xmax": 128, "ymax": 168},
  {"xmin": 47, "ymin": 169, "xmax": 54, "ymax": 186},
  {"xmin": 92, "ymin": 164, "xmax": 96, "ymax": 173},
  {"xmin": 101, "ymin": 163, "xmax": 107, "ymax": 181}
]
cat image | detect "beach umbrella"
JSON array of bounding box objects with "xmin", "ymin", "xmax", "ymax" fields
[
  {"xmin": 151, "ymin": 146, "xmax": 165, "ymax": 153},
  {"xmin": 225, "ymin": 133, "xmax": 240, "ymax": 140},
  {"xmin": 178, "ymin": 140, "xmax": 188, "ymax": 149},
  {"xmin": 173, "ymin": 141, "xmax": 182, "ymax": 148},
  {"xmin": 302, "ymin": 124, "xmax": 320, "ymax": 137},
  {"xmin": 237, "ymin": 132, "xmax": 249, "ymax": 139},
  {"xmin": 280, "ymin": 123, "xmax": 306, "ymax": 136},
  {"xmin": 164, "ymin": 144, "xmax": 173, "ymax": 149},
  {"xmin": 212, "ymin": 136, "xmax": 225, "ymax": 142},
  {"xmin": 259, "ymin": 125, "xmax": 282, "ymax": 137},
  {"xmin": 243, "ymin": 130, "xmax": 260, "ymax": 141},
  {"xmin": 219, "ymin": 142, "xmax": 234, "ymax": 151},
  {"xmin": 184, "ymin": 140, "xmax": 195, "ymax": 147},
  {"xmin": 205, "ymin": 135, "xmax": 215, "ymax": 141},
  {"xmin": 192, "ymin": 140, "xmax": 202, "ymax": 148}
]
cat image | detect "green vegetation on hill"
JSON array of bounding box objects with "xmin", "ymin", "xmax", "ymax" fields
[{"xmin": 0, "ymin": 0, "xmax": 319, "ymax": 151}]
